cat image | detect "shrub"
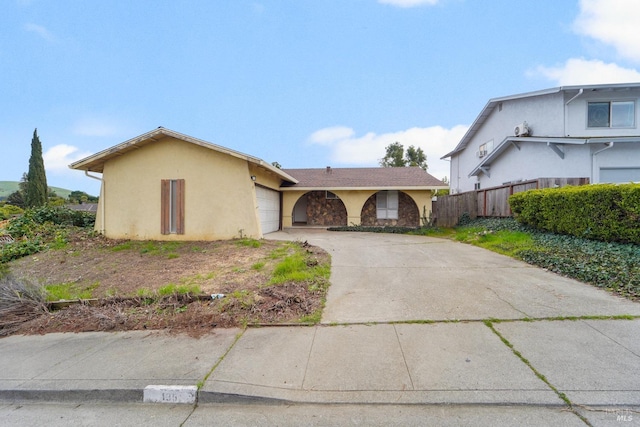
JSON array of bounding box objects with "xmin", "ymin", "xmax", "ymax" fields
[
  {"xmin": 509, "ymin": 184, "xmax": 640, "ymax": 244},
  {"xmin": 1, "ymin": 206, "xmax": 95, "ymax": 264},
  {"xmin": 6, "ymin": 205, "xmax": 95, "ymax": 238},
  {"xmin": 0, "ymin": 204, "xmax": 24, "ymax": 221}
]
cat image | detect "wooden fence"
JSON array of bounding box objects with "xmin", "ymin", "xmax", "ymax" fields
[{"xmin": 433, "ymin": 177, "xmax": 589, "ymax": 227}]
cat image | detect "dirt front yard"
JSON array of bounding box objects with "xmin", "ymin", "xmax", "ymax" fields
[{"xmin": 3, "ymin": 231, "xmax": 330, "ymax": 337}]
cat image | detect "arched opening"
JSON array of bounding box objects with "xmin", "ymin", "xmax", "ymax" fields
[
  {"xmin": 291, "ymin": 191, "xmax": 348, "ymax": 226},
  {"xmin": 360, "ymin": 190, "xmax": 420, "ymax": 227}
]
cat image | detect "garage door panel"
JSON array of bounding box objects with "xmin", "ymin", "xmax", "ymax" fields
[{"xmin": 256, "ymin": 186, "xmax": 280, "ymax": 234}]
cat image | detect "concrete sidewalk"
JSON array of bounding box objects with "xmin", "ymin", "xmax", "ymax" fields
[
  {"xmin": 1, "ymin": 320, "xmax": 638, "ymax": 407},
  {"xmin": 1, "ymin": 231, "xmax": 639, "ymax": 425}
]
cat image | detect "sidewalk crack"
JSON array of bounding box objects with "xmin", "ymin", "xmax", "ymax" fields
[
  {"xmin": 393, "ymin": 324, "xmax": 415, "ymax": 391},
  {"xmin": 486, "ymin": 287, "xmax": 531, "ymax": 318},
  {"xmin": 582, "ymin": 320, "xmax": 640, "ymax": 358},
  {"xmin": 484, "ymin": 320, "xmax": 593, "ymax": 426},
  {"xmin": 301, "ymin": 326, "xmax": 318, "ymax": 391}
]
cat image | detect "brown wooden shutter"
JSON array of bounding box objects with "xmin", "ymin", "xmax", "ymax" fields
[
  {"xmin": 176, "ymin": 179, "xmax": 185, "ymax": 235},
  {"xmin": 160, "ymin": 180, "xmax": 170, "ymax": 235}
]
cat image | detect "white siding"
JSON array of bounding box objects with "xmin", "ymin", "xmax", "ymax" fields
[
  {"xmin": 592, "ymin": 143, "xmax": 640, "ymax": 183},
  {"xmin": 475, "ymin": 143, "xmax": 591, "ymax": 190},
  {"xmin": 451, "ymin": 93, "xmax": 565, "ymax": 193},
  {"xmin": 450, "ymin": 88, "xmax": 640, "ymax": 192},
  {"xmin": 565, "ymin": 88, "xmax": 640, "ymax": 137}
]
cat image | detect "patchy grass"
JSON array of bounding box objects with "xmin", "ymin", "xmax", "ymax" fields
[
  {"xmin": 251, "ymin": 261, "xmax": 265, "ymax": 271},
  {"xmin": 5, "ymin": 231, "xmax": 332, "ymax": 335},
  {"xmin": 139, "ymin": 241, "xmax": 182, "ymax": 258},
  {"xmin": 44, "ymin": 281, "xmax": 100, "ymax": 301},
  {"xmin": 455, "ymin": 229, "xmax": 535, "ymax": 257},
  {"xmin": 157, "ymin": 283, "xmax": 202, "ymax": 297},
  {"xmin": 235, "ymin": 238, "xmax": 262, "ymax": 248},
  {"xmin": 269, "ymin": 247, "xmax": 330, "ymax": 286},
  {"xmin": 454, "ymin": 218, "xmax": 640, "ymax": 300}
]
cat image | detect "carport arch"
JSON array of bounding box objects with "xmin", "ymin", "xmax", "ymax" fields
[
  {"xmin": 290, "ymin": 191, "xmax": 348, "ymax": 226},
  {"xmin": 360, "ymin": 190, "xmax": 421, "ymax": 226}
]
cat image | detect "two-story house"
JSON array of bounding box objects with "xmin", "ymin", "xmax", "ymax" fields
[{"xmin": 442, "ymin": 83, "xmax": 640, "ymax": 194}]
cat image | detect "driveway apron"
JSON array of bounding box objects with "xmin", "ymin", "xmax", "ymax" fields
[{"xmin": 268, "ymin": 230, "xmax": 640, "ymax": 323}]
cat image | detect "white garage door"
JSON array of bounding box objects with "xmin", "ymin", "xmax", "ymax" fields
[{"xmin": 256, "ymin": 186, "xmax": 281, "ymax": 234}]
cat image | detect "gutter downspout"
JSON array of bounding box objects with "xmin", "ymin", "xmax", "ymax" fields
[
  {"xmin": 564, "ymin": 88, "xmax": 584, "ymax": 136},
  {"xmin": 592, "ymin": 141, "xmax": 614, "ymax": 156},
  {"xmin": 591, "ymin": 141, "xmax": 614, "ymax": 184},
  {"xmin": 84, "ymin": 171, "xmax": 105, "ymax": 235}
]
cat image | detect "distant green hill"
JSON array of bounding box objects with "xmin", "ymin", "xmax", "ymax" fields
[{"xmin": 0, "ymin": 181, "xmax": 73, "ymax": 201}]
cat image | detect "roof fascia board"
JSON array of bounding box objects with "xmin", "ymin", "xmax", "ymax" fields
[
  {"xmin": 442, "ymin": 87, "xmax": 564, "ymax": 160},
  {"xmin": 69, "ymin": 127, "xmax": 298, "ymax": 183},
  {"xmin": 442, "ymin": 83, "xmax": 640, "ymax": 160},
  {"xmin": 468, "ymin": 136, "xmax": 588, "ymax": 177},
  {"xmin": 586, "ymin": 136, "xmax": 640, "ymax": 143},
  {"xmin": 280, "ymin": 186, "xmax": 448, "ymax": 191}
]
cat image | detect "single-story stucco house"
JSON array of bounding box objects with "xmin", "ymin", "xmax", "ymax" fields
[{"xmin": 70, "ymin": 127, "xmax": 447, "ymax": 240}]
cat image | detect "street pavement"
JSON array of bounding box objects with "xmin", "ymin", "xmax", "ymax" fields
[{"xmin": 1, "ymin": 230, "xmax": 639, "ymax": 426}]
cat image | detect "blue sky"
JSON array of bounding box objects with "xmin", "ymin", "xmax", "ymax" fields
[{"xmin": 2, "ymin": 0, "xmax": 639, "ymax": 196}]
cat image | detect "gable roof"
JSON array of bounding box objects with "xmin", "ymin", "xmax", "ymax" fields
[
  {"xmin": 442, "ymin": 82, "xmax": 640, "ymax": 159},
  {"xmin": 281, "ymin": 167, "xmax": 447, "ymax": 190},
  {"xmin": 69, "ymin": 127, "xmax": 298, "ymax": 184}
]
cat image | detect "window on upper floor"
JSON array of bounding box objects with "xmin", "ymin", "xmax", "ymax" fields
[
  {"xmin": 477, "ymin": 140, "xmax": 494, "ymax": 158},
  {"xmin": 587, "ymin": 101, "xmax": 635, "ymax": 128}
]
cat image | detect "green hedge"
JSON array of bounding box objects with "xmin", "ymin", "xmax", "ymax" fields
[{"xmin": 509, "ymin": 183, "xmax": 640, "ymax": 244}]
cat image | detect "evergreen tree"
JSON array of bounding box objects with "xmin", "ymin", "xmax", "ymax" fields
[{"xmin": 25, "ymin": 128, "xmax": 48, "ymax": 208}]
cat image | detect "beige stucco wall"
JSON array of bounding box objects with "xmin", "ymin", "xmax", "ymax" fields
[
  {"xmin": 96, "ymin": 137, "xmax": 269, "ymax": 240},
  {"xmin": 282, "ymin": 189, "xmax": 434, "ymax": 227}
]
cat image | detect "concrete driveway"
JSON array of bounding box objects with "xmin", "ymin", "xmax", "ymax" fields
[{"xmin": 269, "ymin": 229, "xmax": 640, "ymax": 323}]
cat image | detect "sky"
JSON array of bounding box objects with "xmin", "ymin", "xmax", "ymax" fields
[{"xmin": 2, "ymin": 0, "xmax": 640, "ymax": 196}]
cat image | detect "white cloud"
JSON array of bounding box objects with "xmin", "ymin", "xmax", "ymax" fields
[
  {"xmin": 307, "ymin": 124, "xmax": 467, "ymax": 180},
  {"xmin": 43, "ymin": 144, "xmax": 91, "ymax": 174},
  {"xmin": 532, "ymin": 58, "xmax": 640, "ymax": 86},
  {"xmin": 24, "ymin": 23, "xmax": 56, "ymax": 42},
  {"xmin": 71, "ymin": 118, "xmax": 120, "ymax": 137},
  {"xmin": 378, "ymin": 0, "xmax": 439, "ymax": 7},
  {"xmin": 574, "ymin": 0, "xmax": 640, "ymax": 63},
  {"xmin": 308, "ymin": 126, "xmax": 355, "ymax": 145}
]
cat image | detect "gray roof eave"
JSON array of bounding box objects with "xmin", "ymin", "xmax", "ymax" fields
[{"xmin": 442, "ymin": 82, "xmax": 640, "ymax": 160}]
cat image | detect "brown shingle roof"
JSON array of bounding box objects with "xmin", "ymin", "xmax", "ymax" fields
[{"xmin": 281, "ymin": 167, "xmax": 447, "ymax": 189}]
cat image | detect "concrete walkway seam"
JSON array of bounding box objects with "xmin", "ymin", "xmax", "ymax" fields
[{"xmin": 483, "ymin": 320, "xmax": 593, "ymax": 426}]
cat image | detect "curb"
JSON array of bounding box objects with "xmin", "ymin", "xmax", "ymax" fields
[{"xmin": 0, "ymin": 389, "xmax": 142, "ymax": 404}]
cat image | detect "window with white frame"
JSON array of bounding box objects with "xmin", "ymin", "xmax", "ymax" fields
[
  {"xmin": 588, "ymin": 101, "xmax": 635, "ymax": 128},
  {"xmin": 376, "ymin": 190, "xmax": 398, "ymax": 219},
  {"xmin": 478, "ymin": 140, "xmax": 494, "ymax": 158}
]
